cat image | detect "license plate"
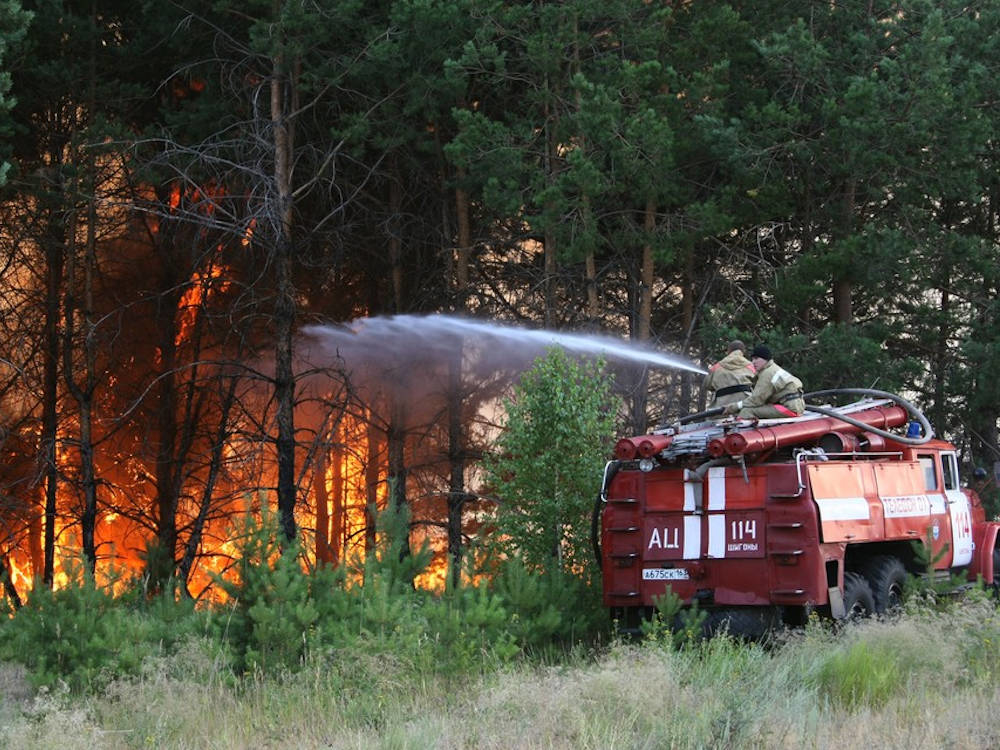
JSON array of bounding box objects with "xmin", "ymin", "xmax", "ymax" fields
[{"xmin": 642, "ymin": 568, "xmax": 689, "ymax": 581}]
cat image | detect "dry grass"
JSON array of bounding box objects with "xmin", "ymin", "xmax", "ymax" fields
[{"xmin": 3, "ymin": 600, "xmax": 1000, "ymax": 749}]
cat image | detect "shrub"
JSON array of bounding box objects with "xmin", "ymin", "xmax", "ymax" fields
[
  {"xmin": 0, "ymin": 560, "xmax": 204, "ymax": 693},
  {"xmin": 641, "ymin": 587, "xmax": 707, "ymax": 649},
  {"xmin": 421, "ymin": 582, "xmax": 520, "ymax": 674},
  {"xmin": 212, "ymin": 509, "xmax": 330, "ymax": 673},
  {"xmin": 490, "ymin": 556, "xmax": 606, "ymax": 652},
  {"xmin": 482, "ymin": 348, "xmax": 616, "ymax": 582}
]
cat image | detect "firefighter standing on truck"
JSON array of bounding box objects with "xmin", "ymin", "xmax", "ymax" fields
[
  {"xmin": 723, "ymin": 344, "xmax": 805, "ymax": 419},
  {"xmin": 704, "ymin": 340, "xmax": 756, "ymax": 408}
]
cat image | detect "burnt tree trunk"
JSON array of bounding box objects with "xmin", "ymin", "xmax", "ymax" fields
[
  {"xmin": 314, "ymin": 446, "xmax": 331, "ymax": 565},
  {"xmin": 454, "ymin": 173, "xmax": 471, "ymax": 298},
  {"xmin": 1, "ymin": 557, "xmax": 20, "ymax": 609},
  {"xmin": 271, "ymin": 48, "xmax": 298, "ymax": 543},
  {"xmin": 41, "ymin": 198, "xmax": 63, "ymax": 586},
  {"xmin": 446, "ymin": 166, "xmax": 472, "ymax": 585},
  {"xmin": 328, "ymin": 439, "xmax": 344, "ymax": 565},
  {"xmin": 446, "ymin": 351, "xmax": 469, "ymax": 586},
  {"xmin": 63, "ymin": 92, "xmax": 101, "ymax": 574},
  {"xmin": 388, "ymin": 159, "xmax": 404, "ymax": 313},
  {"xmin": 387, "ymin": 396, "xmax": 410, "ymax": 563},
  {"xmin": 153, "ymin": 257, "xmax": 181, "ymax": 583},
  {"xmin": 364, "ymin": 415, "xmax": 381, "ymax": 553},
  {"xmin": 178, "ymin": 375, "xmax": 238, "ymax": 592},
  {"xmin": 63, "ymin": 223, "xmax": 99, "ymax": 573}
]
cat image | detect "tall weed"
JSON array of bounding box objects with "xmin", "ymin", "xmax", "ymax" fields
[{"xmin": 814, "ymin": 639, "xmax": 905, "ymax": 710}]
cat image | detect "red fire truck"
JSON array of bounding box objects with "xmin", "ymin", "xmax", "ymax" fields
[{"xmin": 595, "ymin": 390, "xmax": 999, "ymax": 636}]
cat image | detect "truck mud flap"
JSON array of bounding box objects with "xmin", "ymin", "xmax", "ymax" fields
[{"xmin": 828, "ymin": 585, "xmax": 845, "ymax": 619}]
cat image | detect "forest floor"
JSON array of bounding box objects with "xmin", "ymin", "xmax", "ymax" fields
[{"xmin": 2, "ymin": 598, "xmax": 999, "ymax": 749}]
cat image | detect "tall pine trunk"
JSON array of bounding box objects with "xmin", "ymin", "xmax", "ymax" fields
[
  {"xmin": 271, "ymin": 45, "xmax": 298, "ymax": 543},
  {"xmin": 678, "ymin": 247, "xmax": 695, "ymax": 414},
  {"xmin": 387, "ymin": 397, "xmax": 410, "ymax": 564},
  {"xmin": 628, "ymin": 198, "xmax": 656, "ymax": 435},
  {"xmin": 64, "ymin": 23, "xmax": 101, "ymax": 572},
  {"xmin": 63, "ymin": 174, "xmax": 100, "ymax": 573},
  {"xmin": 446, "ymin": 351, "xmax": 468, "ymax": 586},
  {"xmin": 832, "ymin": 180, "xmax": 856, "ymax": 325},
  {"xmin": 314, "ymin": 447, "xmax": 331, "ymax": 564},
  {"xmin": 329, "ymin": 440, "xmax": 344, "ymax": 565},
  {"xmin": 447, "ymin": 166, "xmax": 472, "ymax": 585},
  {"xmin": 41, "ymin": 199, "xmax": 63, "ymax": 586},
  {"xmin": 364, "ymin": 415, "xmax": 380, "ymax": 553}
]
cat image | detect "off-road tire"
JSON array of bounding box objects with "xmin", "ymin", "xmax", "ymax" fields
[
  {"xmin": 862, "ymin": 555, "xmax": 908, "ymax": 614},
  {"xmin": 841, "ymin": 572, "xmax": 875, "ymax": 620},
  {"xmin": 991, "ymin": 547, "xmax": 1000, "ymax": 598}
]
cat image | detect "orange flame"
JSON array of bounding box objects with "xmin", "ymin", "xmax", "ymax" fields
[{"xmin": 175, "ymin": 264, "xmax": 230, "ymax": 348}]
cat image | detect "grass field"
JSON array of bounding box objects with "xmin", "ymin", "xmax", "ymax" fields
[{"xmin": 3, "ymin": 594, "xmax": 999, "ymax": 749}]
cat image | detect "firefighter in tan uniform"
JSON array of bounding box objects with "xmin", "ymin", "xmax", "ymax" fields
[
  {"xmin": 723, "ymin": 344, "xmax": 805, "ymax": 419},
  {"xmin": 704, "ymin": 340, "xmax": 756, "ymax": 408}
]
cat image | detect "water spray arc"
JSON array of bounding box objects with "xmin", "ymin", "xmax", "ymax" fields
[{"xmin": 302, "ymin": 314, "xmax": 706, "ymax": 375}]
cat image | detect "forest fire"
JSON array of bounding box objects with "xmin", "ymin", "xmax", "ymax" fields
[
  {"xmin": 0, "ymin": 179, "xmax": 477, "ymax": 605},
  {"xmin": 0, "ymin": 366, "xmax": 463, "ymax": 605}
]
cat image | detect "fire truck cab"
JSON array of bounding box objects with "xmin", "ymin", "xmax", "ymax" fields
[{"xmin": 597, "ymin": 394, "xmax": 1000, "ymax": 636}]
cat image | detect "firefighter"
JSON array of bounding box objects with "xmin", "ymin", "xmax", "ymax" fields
[
  {"xmin": 723, "ymin": 344, "xmax": 805, "ymax": 419},
  {"xmin": 704, "ymin": 339, "xmax": 755, "ymax": 408}
]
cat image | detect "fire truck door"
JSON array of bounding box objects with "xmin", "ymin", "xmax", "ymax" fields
[{"xmin": 943, "ymin": 452, "xmax": 974, "ymax": 567}]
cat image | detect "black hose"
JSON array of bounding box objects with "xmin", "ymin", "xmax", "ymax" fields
[
  {"xmin": 677, "ymin": 405, "xmax": 725, "ymax": 425},
  {"xmin": 590, "ymin": 493, "xmax": 604, "ymax": 569},
  {"xmin": 802, "ymin": 388, "xmax": 934, "ymax": 445},
  {"xmin": 591, "ymin": 461, "xmax": 621, "ymax": 569}
]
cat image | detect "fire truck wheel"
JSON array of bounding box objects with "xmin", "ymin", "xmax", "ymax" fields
[
  {"xmin": 992, "ymin": 548, "xmax": 1000, "ymax": 597},
  {"xmin": 841, "ymin": 572, "xmax": 875, "ymax": 620},
  {"xmin": 861, "ymin": 555, "xmax": 908, "ymax": 614}
]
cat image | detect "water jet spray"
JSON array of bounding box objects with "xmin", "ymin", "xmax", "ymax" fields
[{"xmin": 302, "ymin": 314, "xmax": 706, "ymax": 375}]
